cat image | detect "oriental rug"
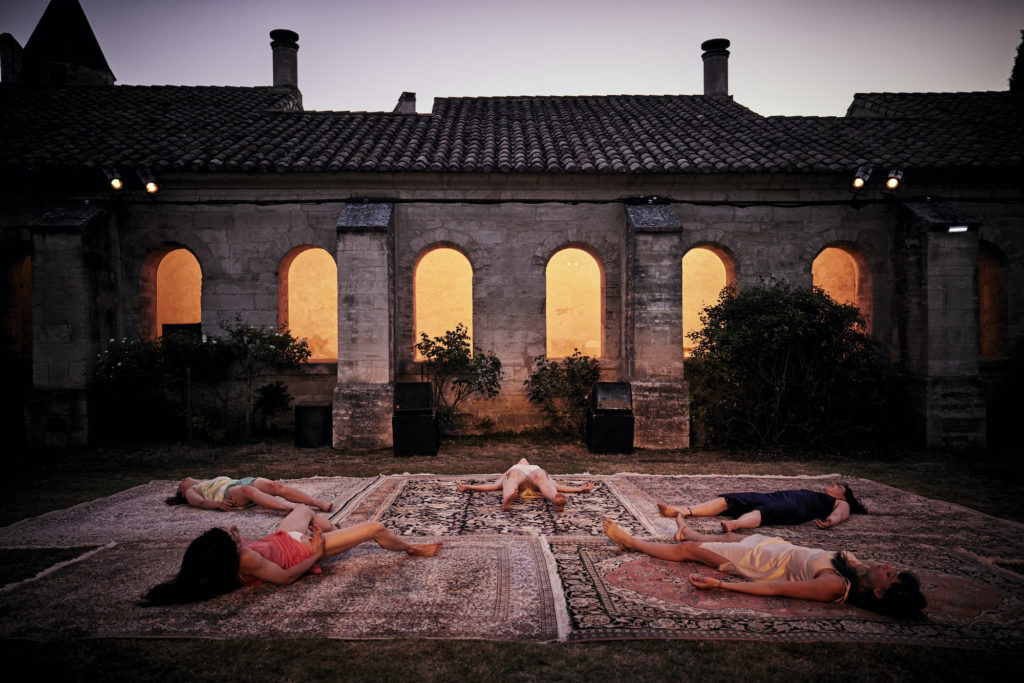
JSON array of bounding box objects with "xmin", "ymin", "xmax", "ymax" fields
[{"xmin": 0, "ymin": 534, "xmax": 560, "ymax": 642}]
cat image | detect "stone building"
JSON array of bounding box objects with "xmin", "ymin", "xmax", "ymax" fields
[{"xmin": 2, "ymin": 1, "xmax": 1021, "ymax": 450}]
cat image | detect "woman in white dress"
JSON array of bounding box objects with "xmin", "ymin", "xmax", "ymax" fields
[{"xmin": 603, "ymin": 515, "xmax": 926, "ymax": 618}]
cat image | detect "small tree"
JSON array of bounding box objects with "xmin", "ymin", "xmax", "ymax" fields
[
  {"xmin": 415, "ymin": 324, "xmax": 503, "ymax": 431},
  {"xmin": 524, "ymin": 350, "xmax": 601, "ymax": 437},
  {"xmin": 688, "ymin": 283, "xmax": 895, "ymax": 448},
  {"xmin": 220, "ymin": 317, "xmax": 311, "ymax": 439}
]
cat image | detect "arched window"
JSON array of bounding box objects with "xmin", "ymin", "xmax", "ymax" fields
[
  {"xmin": 155, "ymin": 248, "xmax": 202, "ymax": 338},
  {"xmin": 414, "ymin": 247, "xmax": 473, "ymax": 359},
  {"xmin": 812, "ymin": 245, "xmax": 872, "ymax": 332},
  {"xmin": 978, "ymin": 242, "xmax": 1007, "ymax": 358},
  {"xmin": 279, "ymin": 246, "xmax": 338, "ymax": 361},
  {"xmin": 546, "ymin": 247, "xmax": 602, "ymax": 359},
  {"xmin": 682, "ymin": 246, "xmax": 734, "ymax": 357}
]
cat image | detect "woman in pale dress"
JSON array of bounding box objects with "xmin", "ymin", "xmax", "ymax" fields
[
  {"xmin": 602, "ymin": 515, "xmax": 925, "ymax": 618},
  {"xmin": 457, "ymin": 458, "xmax": 594, "ymax": 511}
]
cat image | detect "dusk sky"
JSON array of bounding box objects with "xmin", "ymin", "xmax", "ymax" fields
[{"xmin": 2, "ymin": 0, "xmax": 1022, "ymax": 116}]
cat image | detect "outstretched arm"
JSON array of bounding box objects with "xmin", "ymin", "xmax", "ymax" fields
[
  {"xmin": 815, "ymin": 501, "xmax": 851, "ymax": 529},
  {"xmin": 555, "ymin": 482, "xmax": 595, "ymax": 493},
  {"xmin": 458, "ymin": 476, "xmax": 505, "ymax": 493},
  {"xmin": 688, "ymin": 573, "xmax": 847, "ymax": 602}
]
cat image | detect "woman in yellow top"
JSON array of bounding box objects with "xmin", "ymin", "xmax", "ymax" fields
[{"xmin": 167, "ymin": 476, "xmax": 333, "ymax": 513}]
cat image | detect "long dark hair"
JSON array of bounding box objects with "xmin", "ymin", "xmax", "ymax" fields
[
  {"xmin": 141, "ymin": 528, "xmax": 240, "ymax": 606},
  {"xmin": 840, "ymin": 484, "xmax": 867, "ymax": 515},
  {"xmin": 165, "ymin": 491, "xmax": 187, "ymax": 505},
  {"xmin": 832, "ymin": 551, "xmax": 926, "ymax": 619}
]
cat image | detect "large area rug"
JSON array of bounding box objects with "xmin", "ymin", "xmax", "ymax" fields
[{"xmin": 1, "ymin": 473, "xmax": 1021, "ymax": 646}]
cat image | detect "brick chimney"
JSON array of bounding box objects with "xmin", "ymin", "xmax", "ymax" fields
[
  {"xmin": 270, "ymin": 29, "xmax": 298, "ymax": 89},
  {"xmin": 701, "ymin": 38, "xmax": 730, "ymax": 97}
]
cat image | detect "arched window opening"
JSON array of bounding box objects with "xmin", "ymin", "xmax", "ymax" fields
[
  {"xmin": 280, "ymin": 247, "xmax": 338, "ymax": 361},
  {"xmin": 978, "ymin": 242, "xmax": 1007, "ymax": 358},
  {"xmin": 414, "ymin": 247, "xmax": 473, "ymax": 360},
  {"xmin": 546, "ymin": 247, "xmax": 602, "ymax": 359},
  {"xmin": 156, "ymin": 248, "xmax": 201, "ymax": 339},
  {"xmin": 1, "ymin": 251, "xmax": 31, "ymax": 363},
  {"xmin": 812, "ymin": 246, "xmax": 872, "ymax": 332},
  {"xmin": 682, "ymin": 246, "xmax": 734, "ymax": 357}
]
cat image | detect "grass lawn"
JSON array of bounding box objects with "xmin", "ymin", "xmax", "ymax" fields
[{"xmin": 2, "ymin": 435, "xmax": 1022, "ymax": 681}]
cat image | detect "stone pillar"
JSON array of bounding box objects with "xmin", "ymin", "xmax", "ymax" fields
[
  {"xmin": 26, "ymin": 206, "xmax": 106, "ymax": 447},
  {"xmin": 922, "ymin": 229, "xmax": 985, "ymax": 449},
  {"xmin": 625, "ymin": 204, "xmax": 689, "ymax": 449},
  {"xmin": 333, "ymin": 203, "xmax": 394, "ymax": 450}
]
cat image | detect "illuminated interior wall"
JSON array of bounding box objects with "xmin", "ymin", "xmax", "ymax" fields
[
  {"xmin": 546, "ymin": 247, "xmax": 602, "ymax": 359},
  {"xmin": 682, "ymin": 246, "xmax": 732, "ymax": 357},
  {"xmin": 414, "ymin": 247, "xmax": 473, "ymax": 360},
  {"xmin": 282, "ymin": 247, "xmax": 338, "ymax": 361},
  {"xmin": 978, "ymin": 242, "xmax": 1007, "ymax": 358},
  {"xmin": 156, "ymin": 248, "xmax": 201, "ymax": 337},
  {"xmin": 812, "ymin": 247, "xmax": 858, "ymax": 306}
]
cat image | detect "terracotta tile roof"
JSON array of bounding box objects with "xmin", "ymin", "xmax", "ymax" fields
[{"xmin": 1, "ymin": 85, "xmax": 1022, "ymax": 176}]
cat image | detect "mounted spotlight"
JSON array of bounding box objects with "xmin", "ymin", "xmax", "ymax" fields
[
  {"xmin": 102, "ymin": 167, "xmax": 123, "ymax": 191},
  {"xmin": 850, "ymin": 165, "xmax": 872, "ymax": 193},
  {"xmin": 881, "ymin": 169, "xmax": 904, "ymax": 195},
  {"xmin": 136, "ymin": 167, "xmax": 159, "ymax": 195}
]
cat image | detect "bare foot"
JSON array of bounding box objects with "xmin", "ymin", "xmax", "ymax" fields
[
  {"xmin": 721, "ymin": 520, "xmax": 735, "ymax": 533},
  {"xmin": 674, "ymin": 513, "xmax": 701, "ymax": 542},
  {"xmin": 316, "ymin": 501, "xmax": 333, "ymax": 513},
  {"xmin": 603, "ymin": 518, "xmax": 633, "ymax": 550},
  {"xmin": 657, "ymin": 503, "xmax": 680, "ymax": 518},
  {"xmin": 407, "ymin": 542, "xmax": 443, "ymax": 557},
  {"xmin": 555, "ymin": 493, "xmax": 567, "ymax": 512}
]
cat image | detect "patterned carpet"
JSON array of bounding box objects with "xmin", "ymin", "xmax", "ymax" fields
[{"xmin": 1, "ymin": 473, "xmax": 1021, "ymax": 645}]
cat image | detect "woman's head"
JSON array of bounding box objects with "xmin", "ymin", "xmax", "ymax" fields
[
  {"xmin": 833, "ymin": 552, "xmax": 926, "ymax": 619},
  {"xmin": 141, "ymin": 528, "xmax": 240, "ymax": 606},
  {"xmin": 165, "ymin": 478, "xmax": 198, "ymax": 505},
  {"xmin": 826, "ymin": 482, "xmax": 867, "ymax": 515}
]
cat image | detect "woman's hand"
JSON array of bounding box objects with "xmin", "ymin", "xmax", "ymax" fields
[
  {"xmin": 688, "ymin": 574, "xmax": 722, "ymax": 590},
  {"xmin": 814, "ymin": 518, "xmax": 832, "ymax": 529},
  {"xmin": 310, "ymin": 525, "xmax": 326, "ymax": 560}
]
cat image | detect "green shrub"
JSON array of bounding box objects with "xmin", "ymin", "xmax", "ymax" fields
[
  {"xmin": 524, "ymin": 350, "xmax": 601, "ymax": 437},
  {"xmin": 415, "ymin": 324, "xmax": 503, "ymax": 432},
  {"xmin": 687, "ymin": 283, "xmax": 896, "ymax": 448}
]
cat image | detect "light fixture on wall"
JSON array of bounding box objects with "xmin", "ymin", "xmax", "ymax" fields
[
  {"xmin": 881, "ymin": 169, "xmax": 904, "ymax": 195},
  {"xmin": 947, "ymin": 225, "xmax": 970, "ymax": 233},
  {"xmin": 850, "ymin": 165, "xmax": 872, "ymax": 193},
  {"xmin": 136, "ymin": 167, "xmax": 159, "ymax": 195},
  {"xmin": 102, "ymin": 167, "xmax": 123, "ymax": 191}
]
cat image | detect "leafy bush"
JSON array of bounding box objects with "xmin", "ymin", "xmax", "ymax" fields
[
  {"xmin": 93, "ymin": 319, "xmax": 310, "ymax": 443},
  {"xmin": 415, "ymin": 324, "xmax": 503, "ymax": 432},
  {"xmin": 524, "ymin": 350, "xmax": 601, "ymax": 437},
  {"xmin": 687, "ymin": 283, "xmax": 896, "ymax": 448}
]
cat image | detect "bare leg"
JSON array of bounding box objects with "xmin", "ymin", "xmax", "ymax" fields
[
  {"xmin": 721, "ymin": 510, "xmax": 761, "ymax": 533},
  {"xmin": 254, "ymin": 478, "xmax": 332, "ymax": 512},
  {"xmin": 273, "ymin": 505, "xmax": 318, "ymax": 533},
  {"xmin": 603, "ymin": 518, "xmax": 729, "ymax": 567},
  {"xmin": 323, "ymin": 521, "xmax": 442, "ymax": 558},
  {"xmin": 228, "ymin": 486, "xmax": 294, "ymax": 512},
  {"xmin": 674, "ymin": 514, "xmax": 746, "ymax": 543},
  {"xmin": 528, "ymin": 470, "xmax": 565, "ymax": 512},
  {"xmin": 658, "ymin": 497, "xmax": 728, "ymax": 518},
  {"xmin": 502, "ymin": 470, "xmax": 526, "ymax": 510}
]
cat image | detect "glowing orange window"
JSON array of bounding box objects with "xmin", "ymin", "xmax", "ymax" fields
[
  {"xmin": 546, "ymin": 248, "xmax": 602, "ymax": 359},
  {"xmin": 682, "ymin": 246, "xmax": 733, "ymax": 357},
  {"xmin": 978, "ymin": 243, "xmax": 1007, "ymax": 358},
  {"xmin": 280, "ymin": 247, "xmax": 338, "ymax": 361},
  {"xmin": 414, "ymin": 247, "xmax": 473, "ymax": 359},
  {"xmin": 156, "ymin": 248, "xmax": 202, "ymax": 337}
]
